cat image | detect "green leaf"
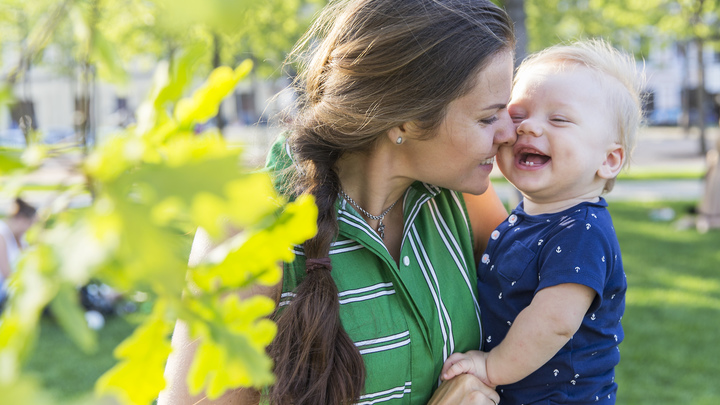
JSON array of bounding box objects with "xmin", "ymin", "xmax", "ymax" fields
[
  {"xmin": 0, "ymin": 148, "xmax": 25, "ymax": 175},
  {"xmin": 0, "ymin": 245, "xmax": 58, "ymax": 382},
  {"xmin": 41, "ymin": 209, "xmax": 118, "ymax": 287},
  {"xmin": 186, "ymin": 294, "xmax": 277, "ymax": 398},
  {"xmin": 0, "ymin": 83, "xmax": 14, "ymax": 110},
  {"xmin": 0, "ymin": 376, "xmax": 54, "ymax": 405},
  {"xmin": 48, "ymin": 283, "xmax": 98, "ymax": 354},
  {"xmin": 154, "ymin": 44, "xmax": 206, "ymax": 111},
  {"xmin": 191, "ymin": 194, "xmax": 318, "ymax": 291},
  {"xmin": 91, "ymin": 27, "xmax": 129, "ymax": 85},
  {"xmin": 96, "ymin": 302, "xmax": 174, "ymax": 405},
  {"xmin": 173, "ymin": 61, "xmax": 253, "ymax": 129}
]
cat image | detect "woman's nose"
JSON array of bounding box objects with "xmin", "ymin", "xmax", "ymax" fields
[{"xmin": 494, "ymin": 110, "xmax": 517, "ymax": 146}]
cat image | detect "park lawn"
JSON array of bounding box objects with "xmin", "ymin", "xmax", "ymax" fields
[
  {"xmin": 21, "ymin": 200, "xmax": 720, "ymax": 404},
  {"xmin": 491, "ymin": 167, "xmax": 705, "ymax": 183},
  {"xmin": 23, "ymin": 314, "xmax": 135, "ymax": 403},
  {"xmin": 609, "ymin": 200, "xmax": 720, "ymax": 405}
]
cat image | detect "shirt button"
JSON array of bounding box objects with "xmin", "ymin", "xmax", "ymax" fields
[
  {"xmin": 508, "ymin": 214, "xmax": 518, "ymax": 225},
  {"xmin": 403, "ymin": 256, "xmax": 410, "ymax": 267},
  {"xmin": 491, "ymin": 230, "xmax": 500, "ymax": 240}
]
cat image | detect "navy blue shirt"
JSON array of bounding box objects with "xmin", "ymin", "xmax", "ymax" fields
[{"xmin": 478, "ymin": 198, "xmax": 626, "ymax": 404}]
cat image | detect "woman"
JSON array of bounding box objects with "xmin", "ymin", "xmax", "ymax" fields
[
  {"xmin": 160, "ymin": 0, "xmax": 516, "ymax": 403},
  {"xmin": 0, "ymin": 198, "xmax": 36, "ymax": 307}
]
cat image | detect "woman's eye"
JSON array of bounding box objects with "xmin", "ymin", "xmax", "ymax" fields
[{"xmin": 480, "ymin": 116, "xmax": 499, "ymax": 125}]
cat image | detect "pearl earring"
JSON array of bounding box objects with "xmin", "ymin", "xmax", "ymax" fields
[{"xmin": 396, "ymin": 137, "xmax": 403, "ymax": 144}]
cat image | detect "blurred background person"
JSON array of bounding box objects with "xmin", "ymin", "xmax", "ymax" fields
[{"xmin": 0, "ymin": 197, "xmax": 37, "ymax": 309}]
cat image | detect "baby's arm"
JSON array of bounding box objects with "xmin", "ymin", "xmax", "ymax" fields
[
  {"xmin": 442, "ymin": 283, "xmax": 595, "ymax": 387},
  {"xmin": 484, "ymin": 283, "xmax": 595, "ymax": 387}
]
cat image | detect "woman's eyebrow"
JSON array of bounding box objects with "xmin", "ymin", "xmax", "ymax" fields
[{"xmin": 482, "ymin": 103, "xmax": 508, "ymax": 111}]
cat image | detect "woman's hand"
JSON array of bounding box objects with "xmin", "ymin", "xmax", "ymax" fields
[{"xmin": 427, "ymin": 373, "xmax": 500, "ymax": 405}]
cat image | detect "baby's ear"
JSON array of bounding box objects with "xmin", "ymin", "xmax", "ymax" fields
[{"xmin": 598, "ymin": 143, "xmax": 625, "ymax": 180}]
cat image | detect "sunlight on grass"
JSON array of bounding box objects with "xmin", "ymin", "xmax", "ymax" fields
[
  {"xmin": 656, "ymin": 272, "xmax": 720, "ymax": 295},
  {"xmin": 628, "ymin": 287, "xmax": 720, "ymax": 310},
  {"xmin": 619, "ymin": 167, "xmax": 704, "ymax": 180},
  {"xmin": 609, "ymin": 201, "xmax": 720, "ymax": 405}
]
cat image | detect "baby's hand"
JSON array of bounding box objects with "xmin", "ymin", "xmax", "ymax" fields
[{"xmin": 441, "ymin": 350, "xmax": 491, "ymax": 386}]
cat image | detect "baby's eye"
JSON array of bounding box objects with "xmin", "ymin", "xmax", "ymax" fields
[
  {"xmin": 480, "ymin": 116, "xmax": 499, "ymax": 125},
  {"xmin": 551, "ymin": 117, "xmax": 570, "ymax": 123}
]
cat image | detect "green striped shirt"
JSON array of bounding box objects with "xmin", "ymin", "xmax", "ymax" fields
[{"xmin": 267, "ymin": 138, "xmax": 482, "ymax": 404}]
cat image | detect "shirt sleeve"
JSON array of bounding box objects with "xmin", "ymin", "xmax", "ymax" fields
[
  {"xmin": 536, "ymin": 216, "xmax": 615, "ymax": 314},
  {"xmin": 264, "ymin": 133, "xmax": 296, "ymax": 198}
]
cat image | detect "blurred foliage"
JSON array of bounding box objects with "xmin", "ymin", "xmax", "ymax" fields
[
  {"xmin": 0, "ymin": 54, "xmax": 318, "ymax": 405},
  {"xmin": 0, "ymin": 0, "xmax": 326, "ymax": 87},
  {"xmin": 503, "ymin": 0, "xmax": 720, "ymax": 55}
]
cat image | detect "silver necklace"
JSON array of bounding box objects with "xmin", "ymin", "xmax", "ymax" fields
[{"xmin": 339, "ymin": 190, "xmax": 402, "ymax": 239}]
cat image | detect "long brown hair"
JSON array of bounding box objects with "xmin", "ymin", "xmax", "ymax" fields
[{"xmin": 269, "ymin": 0, "xmax": 514, "ymax": 403}]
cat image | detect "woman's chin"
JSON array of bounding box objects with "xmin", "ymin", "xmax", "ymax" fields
[{"xmin": 459, "ymin": 180, "xmax": 491, "ymax": 196}]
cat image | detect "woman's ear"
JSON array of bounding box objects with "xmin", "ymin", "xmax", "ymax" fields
[
  {"xmin": 387, "ymin": 123, "xmax": 408, "ymax": 145},
  {"xmin": 598, "ymin": 143, "xmax": 625, "ymax": 180}
]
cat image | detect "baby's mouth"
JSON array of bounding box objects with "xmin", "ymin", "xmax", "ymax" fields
[{"xmin": 518, "ymin": 151, "xmax": 550, "ymax": 167}]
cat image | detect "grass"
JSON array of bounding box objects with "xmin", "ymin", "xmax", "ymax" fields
[
  {"xmin": 491, "ymin": 168, "xmax": 705, "ymax": 184},
  {"xmin": 23, "ymin": 314, "xmax": 135, "ymax": 403},
  {"xmin": 21, "ymin": 200, "xmax": 720, "ymax": 404},
  {"xmin": 609, "ymin": 200, "xmax": 720, "ymax": 404},
  {"xmin": 617, "ymin": 167, "xmax": 705, "ymax": 181}
]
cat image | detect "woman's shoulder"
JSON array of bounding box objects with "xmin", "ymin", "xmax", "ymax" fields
[{"xmin": 264, "ymin": 132, "xmax": 298, "ymax": 198}]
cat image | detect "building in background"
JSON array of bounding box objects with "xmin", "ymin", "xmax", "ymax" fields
[
  {"xmin": 2, "ymin": 40, "xmax": 719, "ymax": 147},
  {"xmin": 642, "ymin": 41, "xmax": 720, "ymax": 126},
  {"xmin": 0, "ymin": 46, "xmax": 293, "ymax": 147}
]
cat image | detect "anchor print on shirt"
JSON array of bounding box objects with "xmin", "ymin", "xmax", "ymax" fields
[{"xmin": 570, "ymin": 374, "xmax": 580, "ymax": 385}]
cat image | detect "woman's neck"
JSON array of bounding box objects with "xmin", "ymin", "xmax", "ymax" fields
[
  {"xmin": 336, "ymin": 145, "xmax": 412, "ymax": 214},
  {"xmin": 336, "ymin": 142, "xmax": 410, "ymax": 263}
]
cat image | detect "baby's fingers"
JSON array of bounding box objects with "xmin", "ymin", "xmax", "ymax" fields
[{"xmin": 441, "ymin": 356, "xmax": 471, "ymax": 381}]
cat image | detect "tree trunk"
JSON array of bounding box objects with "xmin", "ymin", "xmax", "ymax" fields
[
  {"xmin": 505, "ymin": 0, "xmax": 528, "ymax": 67},
  {"xmin": 680, "ymin": 42, "xmax": 691, "ymax": 136},
  {"xmin": 695, "ymin": 38, "xmax": 707, "ymax": 155},
  {"xmin": 213, "ymin": 33, "xmax": 226, "ymax": 133}
]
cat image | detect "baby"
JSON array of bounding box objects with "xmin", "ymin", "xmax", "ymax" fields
[{"xmin": 442, "ymin": 39, "xmax": 644, "ymax": 404}]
